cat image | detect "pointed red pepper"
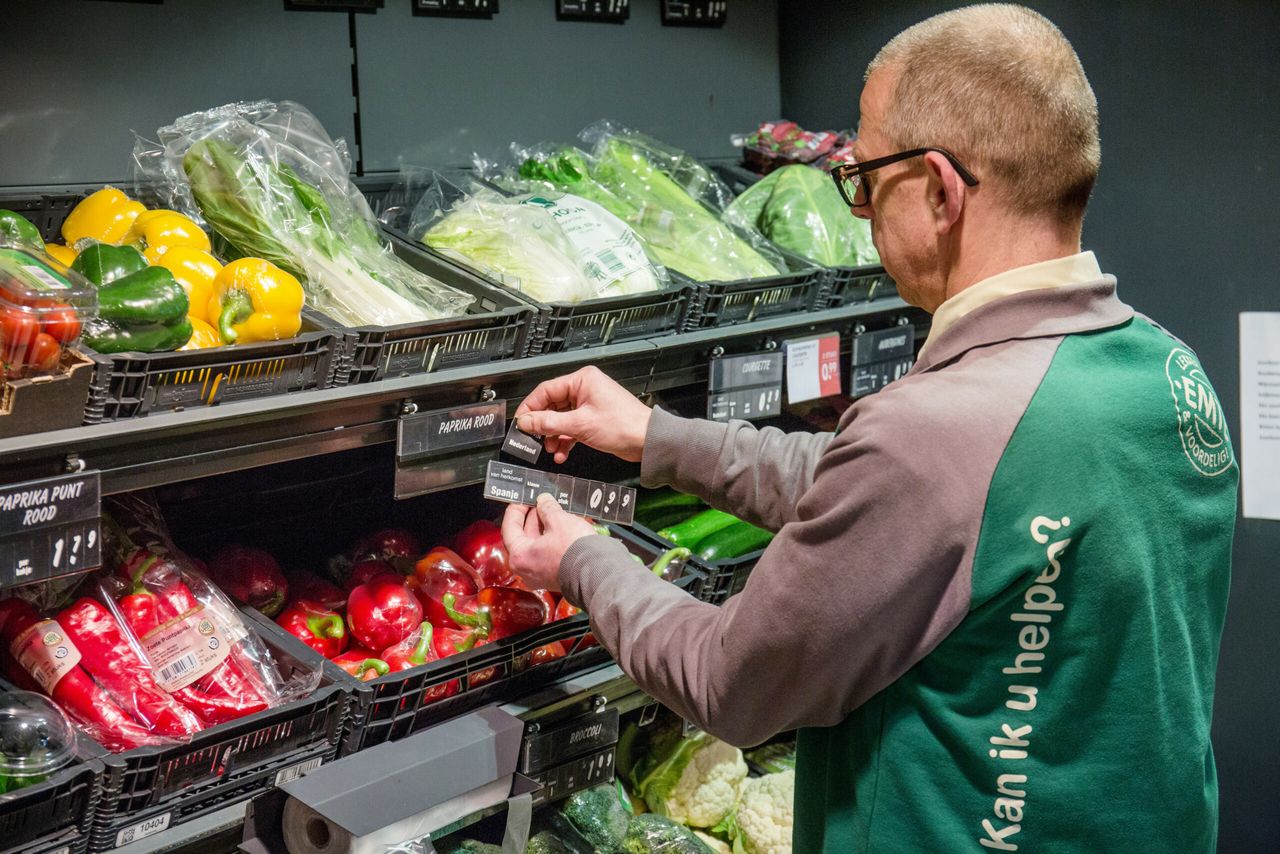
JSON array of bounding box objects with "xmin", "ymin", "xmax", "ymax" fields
[
  {"xmin": 411, "ymin": 547, "xmax": 481, "ymax": 629},
  {"xmin": 0, "ymin": 598, "xmax": 154, "ymax": 751},
  {"xmin": 332, "ymin": 649, "xmax": 390, "ymax": 681},
  {"xmin": 346, "ymin": 575, "xmax": 423, "ymax": 651},
  {"xmin": 58, "ymin": 597, "xmax": 203, "ymax": 738},
  {"xmin": 207, "ymin": 545, "xmax": 290, "ymax": 617},
  {"xmin": 285, "ymin": 572, "xmax": 347, "ymax": 613},
  {"xmin": 452, "ymin": 520, "xmax": 514, "ymax": 587},
  {"xmin": 276, "ymin": 599, "xmax": 347, "ymax": 658},
  {"xmin": 441, "ymin": 586, "xmax": 549, "ymax": 641}
]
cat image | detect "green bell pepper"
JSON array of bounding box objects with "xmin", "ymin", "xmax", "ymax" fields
[
  {"xmin": 82, "ymin": 317, "xmax": 193, "ymax": 354},
  {"xmin": 0, "ymin": 209, "xmax": 43, "ymax": 249},
  {"xmin": 97, "ymin": 267, "xmax": 189, "ymax": 326},
  {"xmin": 71, "ymin": 243, "xmax": 147, "ymax": 286}
]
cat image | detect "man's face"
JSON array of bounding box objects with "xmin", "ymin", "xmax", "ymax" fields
[{"xmin": 854, "ymin": 68, "xmax": 946, "ymax": 311}]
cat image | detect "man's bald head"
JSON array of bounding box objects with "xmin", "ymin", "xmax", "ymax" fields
[{"xmin": 867, "ymin": 4, "xmax": 1100, "ymax": 223}]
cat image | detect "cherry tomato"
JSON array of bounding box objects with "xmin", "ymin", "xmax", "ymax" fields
[
  {"xmin": 25, "ymin": 333, "xmax": 61, "ymax": 373},
  {"xmin": 41, "ymin": 304, "xmax": 81, "ymax": 343},
  {"xmin": 0, "ymin": 306, "xmax": 39, "ymax": 353}
]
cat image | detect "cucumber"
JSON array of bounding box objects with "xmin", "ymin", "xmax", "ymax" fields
[
  {"xmin": 695, "ymin": 521, "xmax": 773, "ymax": 562},
  {"xmin": 637, "ymin": 506, "xmax": 701, "ymax": 533},
  {"xmin": 656, "ymin": 509, "xmax": 740, "ymax": 547},
  {"xmin": 635, "ymin": 487, "xmax": 702, "ymax": 516}
]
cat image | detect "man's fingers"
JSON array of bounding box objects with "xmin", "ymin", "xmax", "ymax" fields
[
  {"xmin": 535, "ymin": 493, "xmax": 566, "ymax": 527},
  {"xmin": 524, "ymin": 503, "xmax": 545, "ymax": 537},
  {"xmin": 501, "ymin": 503, "xmax": 533, "ymax": 550},
  {"xmin": 516, "ymin": 374, "xmax": 578, "ymax": 418},
  {"xmin": 518, "ymin": 408, "xmax": 585, "ymax": 440}
]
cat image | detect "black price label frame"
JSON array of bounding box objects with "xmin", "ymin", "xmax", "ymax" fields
[
  {"xmin": 0, "ymin": 471, "xmax": 102, "ymax": 588},
  {"xmin": 484, "ymin": 461, "xmax": 636, "ymax": 525},
  {"xmin": 397, "ymin": 399, "xmax": 508, "ymax": 462},
  {"xmin": 707, "ymin": 350, "xmax": 783, "ymax": 422},
  {"xmin": 850, "ymin": 325, "xmax": 917, "ymax": 398},
  {"xmin": 412, "ymin": 0, "xmax": 498, "ymax": 18},
  {"xmin": 661, "ymin": 0, "xmax": 726, "ymax": 27},
  {"xmin": 557, "ymin": 0, "xmax": 630, "ymax": 22}
]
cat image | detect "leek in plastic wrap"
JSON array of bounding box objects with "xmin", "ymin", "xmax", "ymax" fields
[
  {"xmin": 132, "ymin": 100, "xmax": 474, "ymax": 326},
  {"xmin": 406, "ymin": 171, "xmax": 669, "ymax": 304},
  {"xmin": 723, "ymin": 164, "xmax": 879, "ymax": 268},
  {"xmin": 499, "ymin": 122, "xmax": 786, "ymax": 283}
]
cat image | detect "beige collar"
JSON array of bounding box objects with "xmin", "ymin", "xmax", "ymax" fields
[{"xmin": 919, "ymin": 251, "xmax": 1104, "ymax": 358}]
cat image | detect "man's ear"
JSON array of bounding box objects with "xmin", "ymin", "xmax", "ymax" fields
[{"xmin": 923, "ymin": 151, "xmax": 967, "ymax": 234}]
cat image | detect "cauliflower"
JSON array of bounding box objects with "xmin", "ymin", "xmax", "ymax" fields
[
  {"xmin": 641, "ymin": 735, "xmax": 749, "ymax": 828},
  {"xmin": 727, "ymin": 770, "xmax": 794, "ymax": 854},
  {"xmin": 694, "ymin": 830, "xmax": 733, "ymax": 854}
]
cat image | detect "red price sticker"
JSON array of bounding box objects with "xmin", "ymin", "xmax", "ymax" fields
[{"xmin": 785, "ymin": 334, "xmax": 842, "ymax": 402}]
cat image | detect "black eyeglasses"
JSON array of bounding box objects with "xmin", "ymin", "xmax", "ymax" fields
[{"xmin": 830, "ymin": 147, "xmax": 979, "ymax": 208}]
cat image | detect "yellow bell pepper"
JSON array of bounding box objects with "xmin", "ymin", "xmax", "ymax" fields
[
  {"xmin": 43, "ymin": 244, "xmax": 77, "ymax": 266},
  {"xmin": 149, "ymin": 246, "xmax": 222, "ymax": 323},
  {"xmin": 180, "ymin": 317, "xmax": 222, "ymax": 350},
  {"xmin": 131, "ymin": 210, "xmax": 211, "ymax": 257},
  {"xmin": 61, "ymin": 187, "xmax": 146, "ymax": 246},
  {"xmin": 207, "ymin": 258, "xmax": 304, "ymax": 344}
]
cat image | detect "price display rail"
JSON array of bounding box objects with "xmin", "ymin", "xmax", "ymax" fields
[{"xmin": 0, "ymin": 299, "xmax": 922, "ymax": 497}]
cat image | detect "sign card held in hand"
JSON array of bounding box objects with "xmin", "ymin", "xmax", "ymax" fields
[
  {"xmin": 785, "ymin": 334, "xmax": 842, "ymax": 403},
  {"xmin": 502, "ymin": 420, "xmax": 544, "ymax": 464},
  {"xmin": 484, "ymin": 461, "xmax": 636, "ymax": 525}
]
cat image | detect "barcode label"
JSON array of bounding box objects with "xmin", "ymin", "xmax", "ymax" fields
[
  {"xmin": 115, "ymin": 812, "xmax": 171, "ymax": 847},
  {"xmin": 158, "ymin": 653, "xmax": 199, "ymax": 685},
  {"xmin": 22, "ymin": 264, "xmax": 68, "ymax": 290},
  {"xmin": 274, "ymin": 756, "xmax": 324, "ymax": 786},
  {"xmin": 598, "ymin": 249, "xmax": 626, "ymax": 273}
]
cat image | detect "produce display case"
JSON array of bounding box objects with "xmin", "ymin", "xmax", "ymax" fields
[
  {"xmin": 368, "ymin": 176, "xmax": 700, "ymax": 354},
  {"xmin": 0, "ymin": 188, "xmax": 344, "ymax": 422},
  {"xmin": 0, "ymin": 752, "xmax": 102, "ymax": 854},
  {"xmin": 77, "ymin": 624, "xmax": 347, "ymax": 851}
]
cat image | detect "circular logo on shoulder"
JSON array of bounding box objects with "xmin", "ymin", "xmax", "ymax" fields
[{"xmin": 1166, "ymin": 347, "xmax": 1233, "ymax": 477}]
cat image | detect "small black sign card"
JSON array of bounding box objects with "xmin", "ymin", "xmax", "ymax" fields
[
  {"xmin": 398, "ymin": 400, "xmax": 507, "ymax": 462},
  {"xmin": 707, "ymin": 350, "xmax": 784, "ymax": 422},
  {"xmin": 502, "ymin": 421, "xmax": 543, "ymax": 464},
  {"xmin": 0, "ymin": 471, "xmax": 102, "ymax": 588},
  {"xmin": 484, "ymin": 461, "xmax": 636, "ymax": 525}
]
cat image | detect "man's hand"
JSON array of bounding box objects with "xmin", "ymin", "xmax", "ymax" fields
[
  {"xmin": 515, "ymin": 366, "xmax": 652, "ymax": 464},
  {"xmin": 502, "ymin": 495, "xmax": 598, "ymax": 593}
]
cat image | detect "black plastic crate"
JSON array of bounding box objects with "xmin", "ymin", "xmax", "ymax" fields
[
  {"xmin": 0, "ymin": 754, "xmax": 101, "ymax": 854},
  {"xmin": 251, "ymin": 525, "xmax": 709, "ymax": 757},
  {"xmin": 628, "ymin": 520, "xmax": 763, "ymax": 606},
  {"xmin": 0, "ymin": 188, "xmax": 344, "ymax": 421},
  {"xmin": 368, "ymin": 175, "xmax": 697, "ymax": 354},
  {"xmin": 83, "ymin": 620, "xmax": 348, "ymax": 851},
  {"xmin": 823, "ymin": 265, "xmax": 893, "ymax": 308},
  {"xmin": 687, "ymin": 258, "xmax": 825, "ymax": 330}
]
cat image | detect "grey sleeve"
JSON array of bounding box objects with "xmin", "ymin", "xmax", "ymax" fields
[
  {"xmin": 638, "ymin": 407, "xmax": 834, "ymax": 531},
  {"xmin": 562, "ymin": 338, "xmax": 1058, "ymax": 747}
]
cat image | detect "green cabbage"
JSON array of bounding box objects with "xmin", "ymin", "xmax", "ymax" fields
[{"xmin": 723, "ymin": 164, "xmax": 879, "ymax": 268}]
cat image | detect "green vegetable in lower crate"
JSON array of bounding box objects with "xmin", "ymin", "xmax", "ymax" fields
[
  {"xmin": 0, "ymin": 210, "xmax": 43, "ymax": 249},
  {"xmin": 694, "ymin": 522, "xmax": 773, "ymax": 563},
  {"xmin": 723, "ymin": 164, "xmax": 879, "ymax": 268},
  {"xmin": 558, "ymin": 782, "xmax": 633, "ymax": 853},
  {"xmin": 81, "ymin": 266, "xmax": 192, "ymax": 353},
  {"xmin": 70, "ymin": 243, "xmax": 148, "ymax": 287},
  {"xmin": 622, "ymin": 720, "xmax": 747, "ymax": 829},
  {"xmin": 624, "ymin": 813, "xmax": 716, "ymax": 853},
  {"xmin": 526, "ymin": 829, "xmax": 577, "ymax": 854},
  {"xmin": 657, "ymin": 509, "xmax": 741, "ymax": 548},
  {"xmin": 743, "ymin": 741, "xmax": 797, "ymax": 776},
  {"xmin": 636, "ymin": 488, "xmax": 704, "ymax": 525},
  {"xmin": 712, "ymin": 770, "xmax": 794, "ymax": 854}
]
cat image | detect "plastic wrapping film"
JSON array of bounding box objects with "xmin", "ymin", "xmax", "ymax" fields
[
  {"xmin": 95, "ymin": 492, "xmax": 322, "ymax": 731},
  {"xmin": 132, "ymin": 100, "xmax": 474, "ymax": 326},
  {"xmin": 722, "ymin": 164, "xmax": 879, "ymax": 268},
  {"xmin": 480, "ymin": 122, "xmax": 789, "ymax": 284},
  {"xmin": 398, "ymin": 168, "xmax": 671, "ymax": 304}
]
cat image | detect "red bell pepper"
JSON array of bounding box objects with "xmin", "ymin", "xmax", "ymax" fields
[
  {"xmin": 346, "ymin": 576, "xmax": 423, "ymax": 651},
  {"xmin": 411, "ymin": 548, "xmax": 481, "ymax": 629},
  {"xmin": 382, "ymin": 620, "xmax": 439, "ymax": 673},
  {"xmin": 117, "ymin": 550, "xmax": 270, "ymax": 725},
  {"xmin": 508, "ymin": 575, "xmax": 557, "ymax": 618},
  {"xmin": 0, "ymin": 599, "xmax": 154, "ymax": 751},
  {"xmin": 441, "ymin": 587, "xmax": 549, "ymax": 641},
  {"xmin": 343, "ymin": 558, "xmax": 398, "ymax": 594},
  {"xmin": 529, "ymin": 641, "xmax": 567, "ymax": 666},
  {"xmin": 58, "ymin": 597, "xmax": 203, "ymax": 738},
  {"xmin": 353, "ymin": 528, "xmax": 421, "ymax": 562},
  {"xmin": 452, "ymin": 520, "xmax": 514, "ymax": 587},
  {"xmin": 207, "ymin": 545, "xmax": 290, "ymax": 617},
  {"xmin": 286, "ymin": 572, "xmax": 347, "ymax": 613},
  {"xmin": 332, "ymin": 650, "xmax": 390, "ymax": 681},
  {"xmin": 276, "ymin": 600, "xmax": 347, "ymax": 659}
]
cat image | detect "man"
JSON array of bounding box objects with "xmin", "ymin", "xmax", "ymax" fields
[{"xmin": 502, "ymin": 5, "xmax": 1236, "ymax": 851}]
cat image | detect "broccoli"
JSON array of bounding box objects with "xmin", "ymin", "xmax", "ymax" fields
[{"xmin": 622, "ymin": 813, "xmax": 715, "ymax": 853}]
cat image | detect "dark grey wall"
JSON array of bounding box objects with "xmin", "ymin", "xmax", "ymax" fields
[
  {"xmin": 0, "ymin": 0, "xmax": 778, "ymax": 186},
  {"xmin": 781, "ymin": 2, "xmax": 1280, "ymax": 850}
]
